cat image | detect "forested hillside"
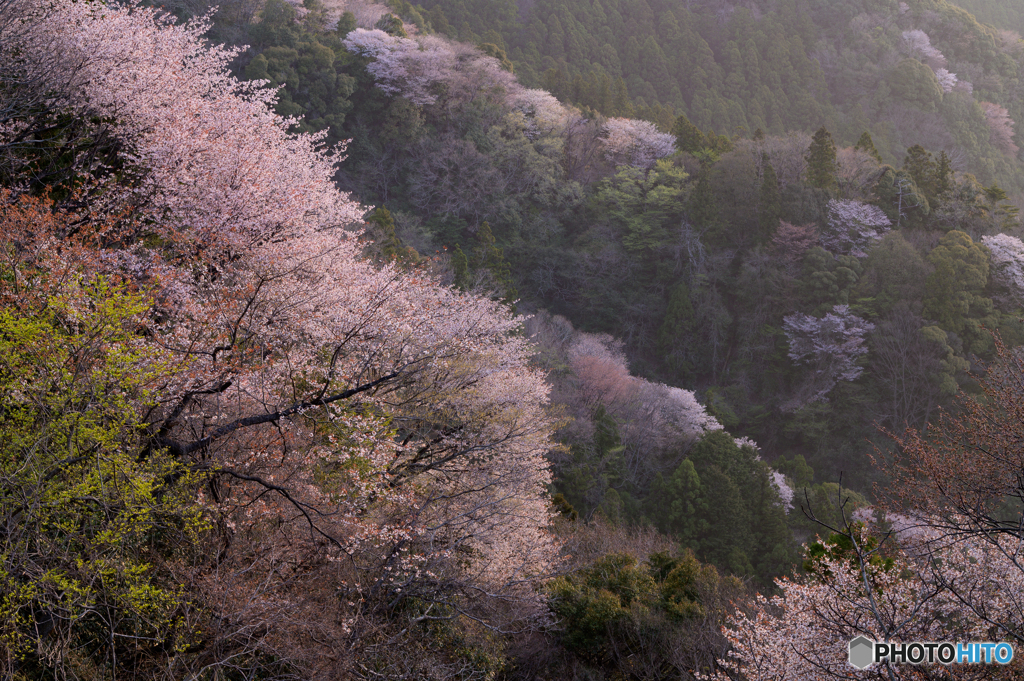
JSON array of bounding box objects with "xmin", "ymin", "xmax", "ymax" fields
[
  {"xmin": 214, "ymin": 0, "xmax": 1024, "ymax": 496},
  {"xmin": 408, "ymin": 0, "xmax": 1024, "ymax": 197},
  {"xmin": 4, "ymin": 0, "xmax": 1024, "ymax": 678},
  {"xmin": 947, "ymin": 0, "xmax": 1024, "ymax": 34}
]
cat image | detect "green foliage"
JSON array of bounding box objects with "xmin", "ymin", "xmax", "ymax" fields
[
  {"xmin": 923, "ymin": 230, "xmax": 996, "ymax": 353},
  {"xmin": 595, "ymin": 160, "xmax": 688, "ymax": 255},
  {"xmin": 774, "ymin": 454, "xmax": 814, "ymax": 488},
  {"xmin": 646, "ymin": 431, "xmax": 797, "ymax": 585},
  {"xmin": 800, "ymin": 246, "xmax": 863, "ymax": 312},
  {"xmin": 873, "ymin": 165, "xmax": 930, "ymax": 228},
  {"xmin": 336, "ymin": 10, "xmax": 356, "ymax": 37},
  {"xmin": 949, "ymin": 0, "xmax": 1024, "ymax": 33},
  {"xmin": 658, "ymin": 281, "xmax": 697, "ymax": 381},
  {"xmin": 803, "ymin": 523, "xmax": 894, "ymax": 580},
  {"xmin": 551, "ymin": 492, "xmax": 579, "ymax": 520},
  {"xmin": 854, "ymin": 132, "xmax": 882, "ymax": 163},
  {"xmin": 672, "ymin": 113, "xmax": 707, "ymax": 155},
  {"xmin": 854, "ymin": 232, "xmax": 931, "ymax": 316},
  {"xmin": 472, "ymin": 221, "xmax": 518, "ymax": 305},
  {"xmin": 364, "ymin": 206, "xmax": 420, "ymax": 264},
  {"xmin": 375, "ymin": 12, "xmax": 408, "ymax": 37},
  {"xmin": 886, "ymin": 58, "xmax": 943, "ymax": 111},
  {"xmin": 548, "ymin": 547, "xmax": 740, "ymax": 675},
  {"xmin": 903, "ymin": 144, "xmax": 939, "ymax": 202},
  {"xmin": 920, "ymin": 324, "xmax": 970, "ymax": 395},
  {"xmin": 688, "ymin": 160, "xmax": 721, "ymax": 236},
  {"xmin": 757, "ymin": 160, "xmax": 782, "ymax": 243},
  {"xmin": 244, "ymin": 0, "xmax": 356, "ymax": 145},
  {"xmin": 548, "ymin": 553, "xmax": 656, "ymax": 659},
  {"xmin": 0, "ymin": 279, "xmax": 207, "ymax": 673},
  {"xmin": 805, "ymin": 126, "xmax": 838, "ymax": 193},
  {"xmin": 555, "ymin": 406, "xmax": 629, "ymax": 521},
  {"xmin": 672, "ymin": 114, "xmax": 733, "ymax": 156}
]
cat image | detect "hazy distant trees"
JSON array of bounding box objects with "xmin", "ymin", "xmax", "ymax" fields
[{"xmin": 980, "ymin": 100, "xmax": 1019, "ymax": 155}]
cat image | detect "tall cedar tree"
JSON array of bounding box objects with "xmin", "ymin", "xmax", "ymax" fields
[
  {"xmin": 672, "ymin": 113, "xmax": 706, "ymax": 155},
  {"xmin": 805, "ymin": 126, "xmax": 839, "ymax": 193},
  {"xmin": 688, "ymin": 160, "xmax": 721, "ymax": 237},
  {"xmin": 853, "ymin": 131, "xmax": 882, "ymax": 162},
  {"xmin": 903, "ymin": 144, "xmax": 938, "ymax": 202},
  {"xmin": 758, "ymin": 159, "xmax": 781, "ymax": 243}
]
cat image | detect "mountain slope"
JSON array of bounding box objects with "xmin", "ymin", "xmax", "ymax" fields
[
  {"xmin": 947, "ymin": 0, "xmax": 1024, "ymax": 34},
  {"xmin": 414, "ymin": 0, "xmax": 1024, "ymax": 195}
]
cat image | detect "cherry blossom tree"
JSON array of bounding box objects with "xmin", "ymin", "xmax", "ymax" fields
[
  {"xmin": 566, "ymin": 333, "xmax": 722, "ymax": 448},
  {"xmin": 901, "ymin": 29, "xmax": 947, "ymax": 70},
  {"xmin": 770, "ymin": 471, "xmax": 795, "ymax": 513},
  {"xmin": 783, "ymin": 304, "xmax": 874, "ymax": 407},
  {"xmin": 934, "ymin": 68, "xmax": 958, "ymax": 93},
  {"xmin": 979, "ymin": 101, "xmax": 1019, "ymax": 156},
  {"xmin": 344, "ymin": 28, "xmax": 518, "ymax": 110},
  {"xmin": 821, "ymin": 199, "xmax": 891, "ymax": 257},
  {"xmin": 709, "ymin": 528, "xmax": 1024, "ymax": 680},
  {"xmin": 1, "ymin": 2, "xmax": 561, "ymax": 677},
  {"xmin": 600, "ymin": 117, "xmax": 677, "ymax": 169},
  {"xmin": 772, "ymin": 221, "xmax": 819, "ymax": 270},
  {"xmin": 981, "ymin": 233, "xmax": 1024, "ymax": 306},
  {"xmin": 508, "ymin": 87, "xmax": 571, "ymax": 138}
]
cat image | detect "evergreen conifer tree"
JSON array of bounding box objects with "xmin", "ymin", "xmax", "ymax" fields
[
  {"xmin": 658, "ymin": 281, "xmax": 696, "ymax": 380},
  {"xmin": 672, "ymin": 113, "xmax": 707, "ymax": 154},
  {"xmin": 758, "ymin": 160, "xmax": 782, "ymax": 242},
  {"xmin": 935, "ymin": 151, "xmax": 953, "ymax": 197},
  {"xmin": 903, "ymin": 144, "xmax": 937, "ymax": 201},
  {"xmin": 805, "ymin": 126, "xmax": 838, "ymax": 193},
  {"xmin": 853, "ymin": 131, "xmax": 882, "ymax": 162},
  {"xmin": 451, "ymin": 244, "xmax": 469, "ymax": 290},
  {"xmin": 688, "ymin": 158, "xmax": 721, "ymax": 238}
]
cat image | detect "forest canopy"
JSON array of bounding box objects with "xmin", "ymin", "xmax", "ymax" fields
[{"xmin": 4, "ymin": 0, "xmax": 1024, "ymax": 678}]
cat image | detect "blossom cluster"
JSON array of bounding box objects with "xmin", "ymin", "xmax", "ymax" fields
[{"xmin": 821, "ymin": 199, "xmax": 891, "ymax": 257}]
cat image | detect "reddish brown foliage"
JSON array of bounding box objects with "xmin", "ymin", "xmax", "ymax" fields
[{"xmin": 771, "ymin": 220, "xmax": 818, "ymax": 264}]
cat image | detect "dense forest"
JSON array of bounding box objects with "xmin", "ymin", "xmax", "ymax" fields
[
  {"xmin": 948, "ymin": 0, "xmax": 1024, "ymax": 34},
  {"xmin": 407, "ymin": 0, "xmax": 1024, "ymax": 194},
  {"xmin": 3, "ymin": 0, "xmax": 1024, "ymax": 678},
  {"xmin": 217, "ymin": 0, "xmax": 1024, "ymax": 495}
]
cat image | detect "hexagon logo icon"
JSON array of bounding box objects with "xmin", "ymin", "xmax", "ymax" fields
[{"xmin": 849, "ymin": 636, "xmax": 875, "ymax": 669}]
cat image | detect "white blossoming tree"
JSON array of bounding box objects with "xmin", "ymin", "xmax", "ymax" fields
[
  {"xmin": 709, "ymin": 529, "xmax": 1024, "ymax": 680},
  {"xmin": 982, "ymin": 233, "xmax": 1024, "ymax": 306},
  {"xmin": 783, "ymin": 304, "xmax": 875, "ymax": 407},
  {"xmin": 0, "ymin": 2, "xmax": 560, "ymax": 677},
  {"xmin": 820, "ymin": 199, "xmax": 891, "ymax": 257},
  {"xmin": 600, "ymin": 117, "xmax": 677, "ymax": 169}
]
